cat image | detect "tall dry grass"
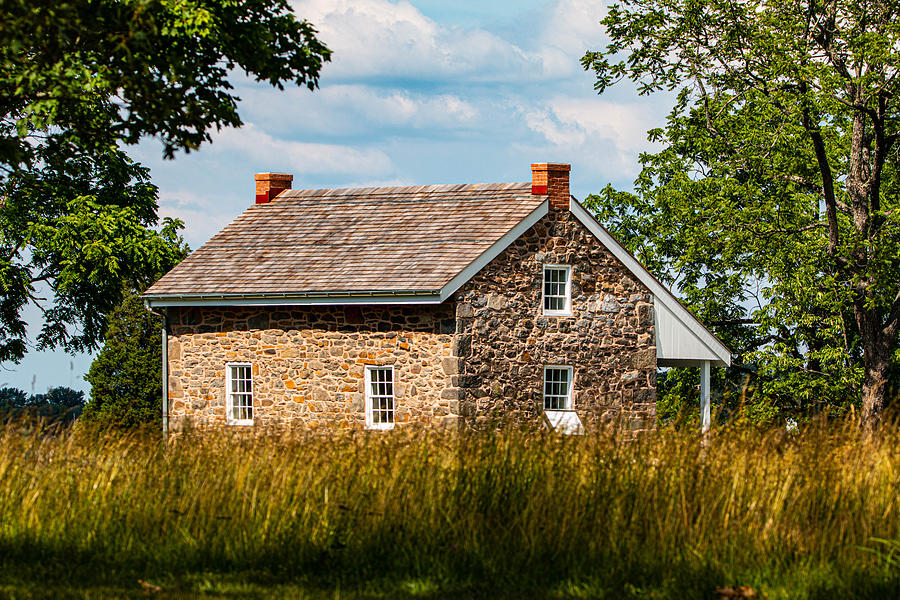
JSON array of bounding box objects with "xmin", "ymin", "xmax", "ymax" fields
[{"xmin": 1, "ymin": 420, "xmax": 899, "ymax": 597}]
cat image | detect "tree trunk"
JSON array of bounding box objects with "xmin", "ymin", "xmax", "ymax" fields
[
  {"xmin": 845, "ymin": 102, "xmax": 891, "ymax": 423},
  {"xmin": 861, "ymin": 350, "xmax": 890, "ymax": 424},
  {"xmin": 857, "ymin": 305, "xmax": 893, "ymax": 423}
]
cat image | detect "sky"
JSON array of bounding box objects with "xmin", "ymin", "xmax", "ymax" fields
[{"xmin": 2, "ymin": 0, "xmax": 673, "ymax": 397}]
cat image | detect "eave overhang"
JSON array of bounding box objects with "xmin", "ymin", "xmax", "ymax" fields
[{"xmin": 143, "ymin": 290, "xmax": 443, "ymax": 308}]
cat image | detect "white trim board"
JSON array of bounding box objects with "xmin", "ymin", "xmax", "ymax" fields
[{"xmin": 569, "ymin": 200, "xmax": 732, "ymax": 367}]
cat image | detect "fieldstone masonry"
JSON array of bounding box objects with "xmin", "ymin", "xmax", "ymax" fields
[
  {"xmin": 166, "ymin": 305, "xmax": 457, "ymax": 430},
  {"xmin": 165, "ymin": 208, "xmax": 657, "ymax": 431},
  {"xmin": 453, "ymin": 209, "xmax": 656, "ymax": 429}
]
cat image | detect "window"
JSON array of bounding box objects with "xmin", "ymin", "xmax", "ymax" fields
[
  {"xmin": 226, "ymin": 363, "xmax": 253, "ymax": 425},
  {"xmin": 543, "ymin": 366, "xmax": 574, "ymax": 410},
  {"xmin": 542, "ymin": 265, "xmax": 572, "ymax": 315},
  {"xmin": 365, "ymin": 366, "xmax": 395, "ymax": 430}
]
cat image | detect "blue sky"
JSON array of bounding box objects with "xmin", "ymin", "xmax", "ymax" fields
[{"xmin": 4, "ymin": 0, "xmax": 673, "ymax": 397}]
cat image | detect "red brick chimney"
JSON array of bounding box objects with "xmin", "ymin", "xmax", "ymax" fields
[
  {"xmin": 255, "ymin": 173, "xmax": 293, "ymax": 204},
  {"xmin": 531, "ymin": 163, "xmax": 571, "ymax": 210}
]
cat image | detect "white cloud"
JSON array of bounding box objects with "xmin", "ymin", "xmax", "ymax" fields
[
  {"xmin": 292, "ymin": 0, "xmax": 561, "ymax": 83},
  {"xmin": 517, "ymin": 95, "xmax": 665, "ymax": 180},
  {"xmin": 237, "ymin": 83, "xmax": 480, "ymax": 138},
  {"xmin": 157, "ymin": 189, "xmax": 236, "ymax": 247},
  {"xmin": 209, "ymin": 123, "xmax": 393, "ymax": 176},
  {"xmin": 528, "ymin": 97, "xmax": 656, "ymax": 153},
  {"xmin": 538, "ymin": 0, "xmax": 609, "ymax": 58}
]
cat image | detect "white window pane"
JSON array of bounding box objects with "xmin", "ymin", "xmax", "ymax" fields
[
  {"xmin": 543, "ymin": 267, "xmax": 570, "ymax": 313},
  {"xmin": 228, "ymin": 365, "xmax": 253, "ymax": 423},
  {"xmin": 367, "ymin": 367, "xmax": 395, "ymax": 427},
  {"xmin": 544, "ymin": 368, "xmax": 572, "ymax": 410}
]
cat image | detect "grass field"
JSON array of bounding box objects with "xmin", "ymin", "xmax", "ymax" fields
[{"xmin": 1, "ymin": 420, "xmax": 900, "ymax": 599}]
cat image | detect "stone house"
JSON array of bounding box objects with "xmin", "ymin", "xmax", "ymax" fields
[{"xmin": 143, "ymin": 162, "xmax": 731, "ymax": 433}]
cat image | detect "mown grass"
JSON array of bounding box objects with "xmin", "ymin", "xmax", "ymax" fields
[{"xmin": 1, "ymin": 420, "xmax": 900, "ymax": 599}]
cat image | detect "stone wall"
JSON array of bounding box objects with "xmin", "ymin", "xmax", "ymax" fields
[
  {"xmin": 453, "ymin": 208, "xmax": 657, "ymax": 429},
  {"xmin": 166, "ymin": 305, "xmax": 457, "ymax": 430}
]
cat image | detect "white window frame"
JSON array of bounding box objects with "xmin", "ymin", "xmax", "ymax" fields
[
  {"xmin": 225, "ymin": 362, "xmax": 254, "ymax": 426},
  {"xmin": 365, "ymin": 365, "xmax": 395, "ymax": 430},
  {"xmin": 543, "ymin": 365, "xmax": 574, "ymax": 411},
  {"xmin": 542, "ymin": 264, "xmax": 572, "ymax": 316}
]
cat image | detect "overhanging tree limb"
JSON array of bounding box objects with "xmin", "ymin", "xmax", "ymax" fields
[{"xmin": 0, "ymin": 0, "xmax": 331, "ymax": 361}]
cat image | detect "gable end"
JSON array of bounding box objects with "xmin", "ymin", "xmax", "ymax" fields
[{"xmin": 568, "ymin": 200, "xmax": 732, "ymax": 367}]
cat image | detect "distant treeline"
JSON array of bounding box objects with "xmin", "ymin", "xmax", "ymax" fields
[{"xmin": 0, "ymin": 386, "xmax": 85, "ymax": 424}]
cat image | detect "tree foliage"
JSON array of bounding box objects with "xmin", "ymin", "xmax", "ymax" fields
[
  {"xmin": 0, "ymin": 0, "xmax": 330, "ymax": 361},
  {"xmin": 0, "ymin": 385, "xmax": 85, "ymax": 423},
  {"xmin": 583, "ymin": 0, "xmax": 900, "ymax": 420},
  {"xmin": 82, "ymin": 291, "xmax": 163, "ymax": 428},
  {"xmin": 0, "ymin": 386, "xmax": 27, "ymax": 409}
]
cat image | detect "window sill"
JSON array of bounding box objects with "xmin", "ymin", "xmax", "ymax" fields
[
  {"xmin": 227, "ymin": 420, "xmax": 254, "ymax": 426},
  {"xmin": 543, "ymin": 311, "xmax": 574, "ymax": 317},
  {"xmin": 366, "ymin": 423, "xmax": 395, "ymax": 431},
  {"xmin": 543, "ymin": 410, "xmax": 583, "ymax": 435}
]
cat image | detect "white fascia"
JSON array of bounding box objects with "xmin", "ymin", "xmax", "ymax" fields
[{"xmin": 569, "ymin": 199, "xmax": 732, "ymax": 367}]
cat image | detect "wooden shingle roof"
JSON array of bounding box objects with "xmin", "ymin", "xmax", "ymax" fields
[{"xmin": 145, "ymin": 182, "xmax": 546, "ymax": 298}]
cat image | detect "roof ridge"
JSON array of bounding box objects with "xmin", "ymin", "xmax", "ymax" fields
[{"xmin": 279, "ymin": 181, "xmax": 531, "ymax": 198}]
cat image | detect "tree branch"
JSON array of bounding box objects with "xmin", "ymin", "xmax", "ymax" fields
[
  {"xmin": 800, "ymin": 102, "xmax": 840, "ymax": 254},
  {"xmin": 708, "ymin": 318, "xmax": 758, "ymax": 327},
  {"xmin": 753, "ymin": 222, "xmax": 827, "ymax": 238}
]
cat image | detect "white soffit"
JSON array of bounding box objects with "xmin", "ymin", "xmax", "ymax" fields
[{"xmin": 569, "ymin": 200, "xmax": 732, "ymax": 367}]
